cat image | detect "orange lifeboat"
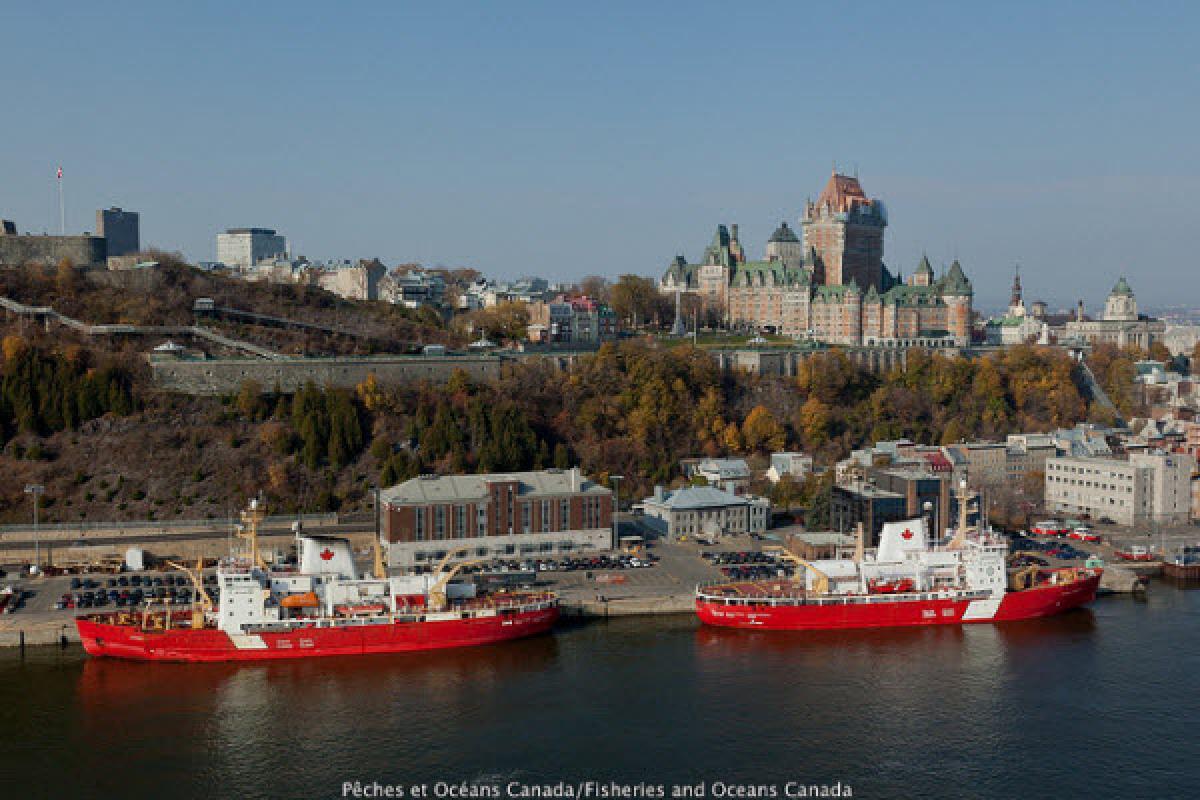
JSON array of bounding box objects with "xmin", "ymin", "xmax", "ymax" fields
[{"xmin": 280, "ymin": 591, "xmax": 319, "ymax": 609}]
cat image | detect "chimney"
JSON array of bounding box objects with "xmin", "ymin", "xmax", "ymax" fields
[
  {"xmin": 570, "ymin": 467, "xmax": 580, "ymax": 492},
  {"xmin": 654, "ymin": 485, "xmax": 664, "ymax": 502}
]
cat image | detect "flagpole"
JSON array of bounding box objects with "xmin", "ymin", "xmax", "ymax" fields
[{"xmin": 57, "ymin": 166, "xmax": 65, "ymax": 235}]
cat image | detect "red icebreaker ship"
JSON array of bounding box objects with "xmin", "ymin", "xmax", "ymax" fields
[
  {"xmin": 696, "ymin": 487, "xmax": 1100, "ymax": 632},
  {"xmin": 76, "ymin": 500, "xmax": 557, "ymax": 662}
]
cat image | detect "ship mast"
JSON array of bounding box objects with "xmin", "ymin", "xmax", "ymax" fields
[
  {"xmin": 947, "ymin": 479, "xmax": 973, "ymax": 549},
  {"xmin": 237, "ymin": 497, "xmax": 270, "ymax": 570}
]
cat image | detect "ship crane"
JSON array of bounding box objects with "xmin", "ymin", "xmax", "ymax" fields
[
  {"xmin": 763, "ymin": 546, "xmax": 831, "ymax": 595},
  {"xmin": 166, "ymin": 558, "xmax": 216, "ymax": 630},
  {"xmin": 426, "ymin": 548, "xmax": 485, "ymax": 612}
]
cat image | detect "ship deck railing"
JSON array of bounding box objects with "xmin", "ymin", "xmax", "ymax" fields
[
  {"xmin": 82, "ymin": 594, "xmax": 557, "ymax": 632},
  {"xmin": 240, "ymin": 594, "xmax": 557, "ymax": 632},
  {"xmin": 695, "ymin": 582, "xmax": 993, "ymax": 607}
]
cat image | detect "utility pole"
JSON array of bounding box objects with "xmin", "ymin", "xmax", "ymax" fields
[
  {"xmin": 374, "ymin": 484, "xmax": 382, "ymax": 544},
  {"xmin": 609, "ymin": 475, "xmax": 623, "ymax": 551},
  {"xmin": 24, "ymin": 484, "xmax": 44, "ymax": 574},
  {"xmin": 56, "ymin": 166, "xmax": 65, "ymax": 235}
]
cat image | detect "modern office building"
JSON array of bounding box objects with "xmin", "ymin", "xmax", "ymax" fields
[
  {"xmin": 216, "ymin": 227, "xmax": 287, "ymax": 269},
  {"xmin": 97, "ymin": 207, "xmax": 140, "ymax": 259},
  {"xmin": 831, "ymin": 482, "xmax": 908, "ymax": 543},
  {"xmin": 1044, "ymin": 452, "xmax": 1194, "ymax": 526},
  {"xmin": 381, "ymin": 468, "xmax": 613, "ymax": 569},
  {"xmin": 866, "ymin": 466, "xmax": 954, "ymax": 539}
]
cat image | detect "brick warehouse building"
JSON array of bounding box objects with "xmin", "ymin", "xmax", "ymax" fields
[
  {"xmin": 380, "ymin": 468, "xmax": 613, "ymax": 569},
  {"xmin": 660, "ymin": 170, "xmax": 973, "ymax": 346}
]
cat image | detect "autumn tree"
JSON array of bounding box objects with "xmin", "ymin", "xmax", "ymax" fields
[
  {"xmin": 56, "ymin": 257, "xmax": 80, "ymax": 297},
  {"xmin": 742, "ymin": 405, "xmax": 787, "ymax": 452},
  {"xmin": 469, "ymin": 301, "xmax": 529, "ymax": 342},
  {"xmin": 1147, "ymin": 341, "xmax": 1171, "ymax": 363},
  {"xmin": 610, "ymin": 275, "xmax": 668, "ymax": 329},
  {"xmin": 235, "ymin": 379, "xmax": 265, "ymax": 420},
  {"xmin": 797, "ymin": 396, "xmax": 832, "ymax": 448},
  {"xmin": 579, "ymin": 275, "xmax": 611, "ymax": 302}
]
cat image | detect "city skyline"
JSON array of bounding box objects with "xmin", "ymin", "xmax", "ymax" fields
[{"xmin": 3, "ymin": 2, "xmax": 1198, "ymax": 308}]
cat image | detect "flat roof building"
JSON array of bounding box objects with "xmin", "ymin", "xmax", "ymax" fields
[
  {"xmin": 216, "ymin": 227, "xmax": 287, "ymax": 270},
  {"xmin": 1045, "ymin": 452, "xmax": 1194, "ymax": 527},
  {"xmin": 831, "ymin": 482, "xmax": 908, "ymax": 544},
  {"xmin": 97, "ymin": 207, "xmax": 140, "ymax": 260},
  {"xmin": 381, "ymin": 467, "xmax": 612, "ymax": 569}
]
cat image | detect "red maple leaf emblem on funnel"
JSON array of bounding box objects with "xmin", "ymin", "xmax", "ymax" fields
[
  {"xmin": 901, "ymin": 528, "xmax": 914, "ymax": 540},
  {"xmin": 319, "ymin": 548, "xmax": 335, "ymax": 561}
]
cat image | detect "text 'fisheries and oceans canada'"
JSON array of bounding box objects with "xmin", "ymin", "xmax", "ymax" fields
[{"xmin": 342, "ymin": 782, "xmax": 853, "ymax": 799}]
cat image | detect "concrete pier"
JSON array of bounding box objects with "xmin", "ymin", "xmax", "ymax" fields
[{"xmin": 1099, "ymin": 564, "xmax": 1146, "ymax": 594}]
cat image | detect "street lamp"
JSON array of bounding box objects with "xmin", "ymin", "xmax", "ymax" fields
[
  {"xmin": 608, "ymin": 475, "xmax": 623, "ymax": 551},
  {"xmin": 24, "ymin": 484, "xmax": 44, "ymax": 574}
]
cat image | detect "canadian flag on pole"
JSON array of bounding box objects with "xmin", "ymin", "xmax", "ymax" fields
[{"xmin": 57, "ymin": 166, "xmax": 62, "ymax": 180}]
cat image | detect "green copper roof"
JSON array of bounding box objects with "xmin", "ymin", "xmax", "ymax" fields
[
  {"xmin": 881, "ymin": 283, "xmax": 943, "ymax": 306},
  {"xmin": 1111, "ymin": 275, "xmax": 1133, "ymax": 295},
  {"xmin": 939, "ymin": 259, "xmax": 973, "ymax": 296},
  {"xmin": 814, "ymin": 284, "xmax": 858, "ymax": 301},
  {"xmin": 731, "ymin": 260, "xmax": 807, "ymax": 287},
  {"xmin": 986, "ymin": 316, "xmax": 1027, "ymax": 328},
  {"xmin": 768, "ymin": 221, "xmax": 800, "ymax": 243},
  {"xmin": 915, "ymin": 254, "xmax": 934, "ymax": 276}
]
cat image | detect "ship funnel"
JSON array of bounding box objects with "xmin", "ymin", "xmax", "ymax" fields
[
  {"xmin": 299, "ymin": 536, "xmax": 356, "ymax": 578},
  {"xmin": 876, "ymin": 518, "xmax": 928, "ymax": 564}
]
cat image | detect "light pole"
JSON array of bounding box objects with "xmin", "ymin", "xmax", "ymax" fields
[
  {"xmin": 923, "ymin": 500, "xmax": 934, "ymax": 548},
  {"xmin": 609, "ymin": 475, "xmax": 623, "ymax": 551},
  {"xmin": 24, "ymin": 484, "xmax": 44, "ymax": 574}
]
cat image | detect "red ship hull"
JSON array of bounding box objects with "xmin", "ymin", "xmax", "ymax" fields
[
  {"xmin": 696, "ymin": 573, "xmax": 1100, "ymax": 631},
  {"xmin": 76, "ymin": 606, "xmax": 558, "ymax": 662}
]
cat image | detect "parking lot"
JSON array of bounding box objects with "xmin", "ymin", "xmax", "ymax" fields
[{"xmin": 0, "ymin": 565, "xmax": 224, "ymax": 643}]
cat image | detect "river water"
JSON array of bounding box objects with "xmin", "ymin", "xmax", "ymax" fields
[{"xmin": 4, "ymin": 584, "xmax": 1198, "ymax": 800}]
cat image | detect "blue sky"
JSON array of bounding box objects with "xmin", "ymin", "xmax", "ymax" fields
[{"xmin": 2, "ymin": 1, "xmax": 1197, "ymax": 310}]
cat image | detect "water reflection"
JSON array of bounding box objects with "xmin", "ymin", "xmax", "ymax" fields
[
  {"xmin": 8, "ymin": 596, "xmax": 1195, "ymax": 800},
  {"xmin": 72, "ymin": 637, "xmax": 562, "ymax": 797}
]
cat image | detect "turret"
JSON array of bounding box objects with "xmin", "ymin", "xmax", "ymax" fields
[
  {"xmin": 940, "ymin": 260, "xmax": 973, "ymax": 344},
  {"xmin": 765, "ymin": 221, "xmax": 803, "ymax": 267},
  {"xmin": 912, "ymin": 254, "xmax": 935, "ymax": 287}
]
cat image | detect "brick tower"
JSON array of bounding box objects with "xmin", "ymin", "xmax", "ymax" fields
[{"xmin": 801, "ymin": 170, "xmax": 887, "ymax": 290}]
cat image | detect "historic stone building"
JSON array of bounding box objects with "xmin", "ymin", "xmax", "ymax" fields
[
  {"xmin": 661, "ymin": 171, "xmax": 973, "ymax": 346},
  {"xmin": 1062, "ymin": 276, "xmax": 1165, "ymax": 350}
]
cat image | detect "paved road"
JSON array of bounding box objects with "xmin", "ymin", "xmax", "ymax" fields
[{"xmin": 0, "ymin": 522, "xmax": 375, "ymax": 554}]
